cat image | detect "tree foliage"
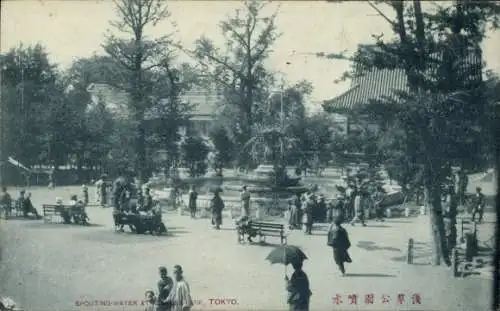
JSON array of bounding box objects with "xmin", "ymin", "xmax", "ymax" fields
[
  {"xmin": 209, "ymin": 126, "xmax": 235, "ymax": 176},
  {"xmin": 180, "ymin": 136, "xmax": 209, "ymax": 178},
  {"xmin": 1, "ymin": 44, "xmax": 68, "ymax": 167},
  {"xmin": 103, "ymin": 0, "xmax": 176, "ymax": 180},
  {"xmin": 190, "ymin": 0, "xmax": 281, "ymax": 168},
  {"xmin": 329, "ymin": 0, "xmax": 500, "ymax": 265}
]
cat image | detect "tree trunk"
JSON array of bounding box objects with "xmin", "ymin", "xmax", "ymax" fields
[
  {"xmin": 425, "ymin": 168, "xmax": 452, "ymax": 266},
  {"xmin": 136, "ymin": 120, "xmax": 147, "ymax": 183},
  {"xmin": 76, "ymin": 153, "xmax": 84, "ymax": 184}
]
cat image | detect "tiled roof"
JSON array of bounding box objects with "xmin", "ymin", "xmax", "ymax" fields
[
  {"xmin": 324, "ymin": 69, "xmax": 408, "ymax": 112},
  {"xmin": 323, "ymin": 43, "xmax": 482, "ymax": 113}
]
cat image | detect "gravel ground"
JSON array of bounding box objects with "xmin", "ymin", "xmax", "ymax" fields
[{"xmin": 0, "ymin": 186, "xmax": 495, "ymax": 311}]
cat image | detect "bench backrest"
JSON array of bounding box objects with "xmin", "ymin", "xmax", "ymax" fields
[
  {"xmin": 43, "ymin": 204, "xmax": 84, "ymax": 211},
  {"xmin": 249, "ymin": 222, "xmax": 283, "ymax": 230}
]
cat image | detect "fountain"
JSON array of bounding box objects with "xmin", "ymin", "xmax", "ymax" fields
[{"xmin": 223, "ymin": 164, "xmax": 309, "ymax": 211}]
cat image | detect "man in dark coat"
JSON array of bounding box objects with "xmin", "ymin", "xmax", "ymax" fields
[
  {"xmin": 328, "ymin": 218, "xmax": 352, "ymax": 276},
  {"xmin": 285, "ymin": 261, "xmax": 312, "ymax": 311},
  {"xmin": 211, "ymin": 190, "xmax": 224, "ymax": 230},
  {"xmin": 21, "ymin": 191, "xmax": 41, "ymax": 219}
]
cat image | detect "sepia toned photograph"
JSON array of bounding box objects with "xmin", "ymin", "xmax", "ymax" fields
[{"xmin": 0, "ymin": 1, "xmax": 499, "ymax": 310}]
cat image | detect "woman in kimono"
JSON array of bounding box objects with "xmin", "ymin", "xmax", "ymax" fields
[
  {"xmin": 167, "ymin": 265, "xmax": 193, "ymax": 311},
  {"xmin": 302, "ymin": 195, "xmax": 314, "ymax": 235},
  {"xmin": 285, "ymin": 261, "xmax": 312, "ymax": 311},
  {"xmin": 210, "ymin": 189, "xmax": 224, "ymax": 230},
  {"xmin": 188, "ymin": 185, "xmax": 198, "ymax": 219},
  {"xmin": 327, "ymin": 218, "xmax": 352, "ymax": 276}
]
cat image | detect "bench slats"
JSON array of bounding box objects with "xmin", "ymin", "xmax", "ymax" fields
[
  {"xmin": 239, "ymin": 221, "xmax": 287, "ymax": 245},
  {"xmin": 42, "ymin": 204, "xmax": 86, "ymax": 224}
]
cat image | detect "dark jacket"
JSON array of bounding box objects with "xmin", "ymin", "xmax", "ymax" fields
[
  {"xmin": 286, "ymin": 269, "xmax": 312, "ymax": 311},
  {"xmin": 328, "ymin": 225, "xmax": 352, "ymax": 264}
]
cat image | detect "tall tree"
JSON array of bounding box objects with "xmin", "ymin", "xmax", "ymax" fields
[
  {"xmin": 209, "ymin": 125, "xmax": 235, "ymax": 177},
  {"xmin": 188, "ymin": 0, "xmax": 281, "ymax": 168},
  {"xmin": 0, "ymin": 44, "xmax": 62, "ymax": 169},
  {"xmin": 146, "ymin": 60, "xmax": 195, "ymax": 177},
  {"xmin": 328, "ymin": 0, "xmax": 500, "ymax": 265},
  {"xmin": 103, "ymin": 0, "xmax": 174, "ymax": 181}
]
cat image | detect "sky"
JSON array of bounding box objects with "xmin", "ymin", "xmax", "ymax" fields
[{"xmin": 2, "ymin": 0, "xmax": 500, "ymax": 111}]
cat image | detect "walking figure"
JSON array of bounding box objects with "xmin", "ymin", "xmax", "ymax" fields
[
  {"xmin": 211, "ymin": 189, "xmax": 224, "ymax": 230},
  {"xmin": 285, "ymin": 261, "xmax": 312, "ymax": 311},
  {"xmin": 327, "ymin": 218, "xmax": 352, "ymax": 277},
  {"xmin": 188, "ymin": 185, "xmax": 198, "ymax": 218}
]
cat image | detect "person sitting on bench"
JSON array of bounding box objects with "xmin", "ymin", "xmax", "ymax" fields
[
  {"xmin": 236, "ymin": 216, "xmax": 257, "ymax": 243},
  {"xmin": 1, "ymin": 186, "xmax": 12, "ymax": 218},
  {"xmin": 140, "ymin": 188, "xmax": 153, "ymax": 212},
  {"xmin": 74, "ymin": 199, "xmax": 90, "ymax": 225},
  {"xmin": 21, "ymin": 191, "xmax": 41, "ymax": 219}
]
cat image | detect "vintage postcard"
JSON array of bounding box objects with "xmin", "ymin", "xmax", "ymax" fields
[{"xmin": 0, "ymin": 1, "xmax": 498, "ymax": 311}]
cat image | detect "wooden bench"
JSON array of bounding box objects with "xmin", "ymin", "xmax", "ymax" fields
[
  {"xmin": 2, "ymin": 200, "xmax": 26, "ymax": 218},
  {"xmin": 245, "ymin": 221, "xmax": 287, "ymax": 245},
  {"xmin": 13, "ymin": 200, "xmax": 24, "ymax": 217},
  {"xmin": 42, "ymin": 204, "xmax": 88, "ymax": 225}
]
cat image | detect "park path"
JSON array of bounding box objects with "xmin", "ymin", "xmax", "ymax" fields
[{"xmin": 0, "ymin": 186, "xmax": 495, "ymax": 311}]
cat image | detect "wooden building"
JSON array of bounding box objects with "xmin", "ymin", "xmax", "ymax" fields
[{"xmin": 322, "ymin": 43, "xmax": 483, "ymax": 134}]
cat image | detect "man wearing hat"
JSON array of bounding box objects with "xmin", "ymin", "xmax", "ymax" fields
[
  {"xmin": 157, "ymin": 266, "xmax": 173, "ymax": 311},
  {"xmin": 167, "ymin": 265, "xmax": 193, "ymax": 311}
]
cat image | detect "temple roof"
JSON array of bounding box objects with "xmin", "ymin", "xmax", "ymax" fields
[
  {"xmin": 323, "ymin": 69, "xmax": 408, "ymax": 113},
  {"xmin": 323, "ymin": 42, "xmax": 482, "ymax": 113}
]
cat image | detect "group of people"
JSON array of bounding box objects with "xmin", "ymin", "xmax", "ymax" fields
[
  {"xmin": 111, "ymin": 175, "xmax": 161, "ymax": 233},
  {"xmin": 285, "ymin": 178, "xmax": 388, "ymax": 235},
  {"xmin": 94, "ymin": 177, "xmax": 112, "ymax": 207},
  {"xmin": 287, "ymin": 190, "xmax": 327, "ymax": 235},
  {"xmin": 0, "ymin": 187, "xmax": 41, "ymax": 219},
  {"xmin": 144, "ymin": 265, "xmax": 193, "ymax": 311},
  {"xmin": 54, "ymin": 194, "xmax": 90, "ymax": 225}
]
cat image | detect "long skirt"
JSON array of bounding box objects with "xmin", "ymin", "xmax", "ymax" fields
[
  {"xmin": 289, "ymin": 300, "xmax": 310, "ymax": 311},
  {"xmin": 333, "ymin": 248, "xmax": 352, "ymax": 265},
  {"xmin": 212, "ymin": 211, "xmax": 222, "ymax": 226}
]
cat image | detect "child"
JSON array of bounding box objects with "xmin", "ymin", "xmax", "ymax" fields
[{"xmin": 143, "ymin": 290, "xmax": 156, "ymax": 311}]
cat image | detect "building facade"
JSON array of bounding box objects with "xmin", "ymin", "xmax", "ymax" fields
[{"xmin": 86, "ymin": 83, "xmax": 221, "ymax": 138}]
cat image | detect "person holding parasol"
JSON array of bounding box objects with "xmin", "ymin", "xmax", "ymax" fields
[{"xmin": 266, "ymin": 245, "xmax": 311, "ymax": 311}]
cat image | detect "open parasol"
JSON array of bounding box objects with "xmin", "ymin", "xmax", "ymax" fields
[{"xmin": 265, "ymin": 245, "xmax": 308, "ymax": 276}]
